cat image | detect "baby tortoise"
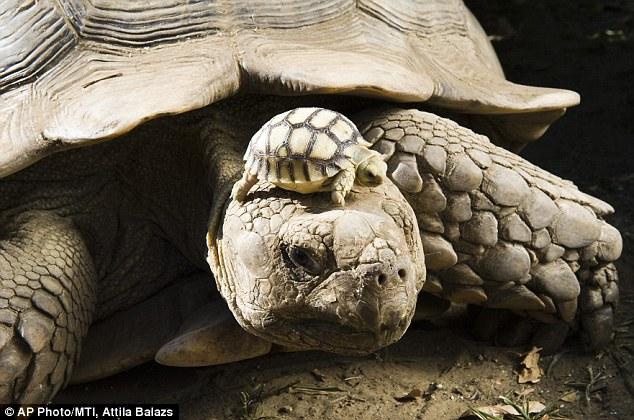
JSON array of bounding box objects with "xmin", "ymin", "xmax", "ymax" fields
[{"xmin": 231, "ymin": 108, "xmax": 388, "ymax": 206}]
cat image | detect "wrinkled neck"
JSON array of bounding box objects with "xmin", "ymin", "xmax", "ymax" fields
[{"xmin": 199, "ymin": 112, "xmax": 251, "ymax": 243}]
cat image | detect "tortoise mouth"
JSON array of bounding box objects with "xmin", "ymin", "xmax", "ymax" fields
[{"xmin": 262, "ymin": 317, "xmax": 408, "ymax": 355}]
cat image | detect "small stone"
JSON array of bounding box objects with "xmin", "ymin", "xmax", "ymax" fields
[
  {"xmin": 518, "ymin": 188, "xmax": 559, "ymax": 230},
  {"xmin": 482, "ymin": 164, "xmax": 530, "ymax": 206},
  {"xmin": 477, "ymin": 243, "xmax": 531, "ymax": 282},
  {"xmin": 537, "ymin": 244, "xmax": 565, "ymax": 263},
  {"xmin": 421, "ymin": 234, "xmax": 457, "ymax": 271},
  {"xmin": 500, "ymin": 213, "xmax": 531, "ymax": 243},
  {"xmin": 440, "ymin": 264, "xmax": 483, "ymax": 286},
  {"xmin": 443, "ymin": 193, "xmax": 472, "ymax": 222},
  {"xmin": 467, "ymin": 148, "xmax": 492, "ymax": 168},
  {"xmin": 420, "ymin": 145, "xmax": 447, "ymax": 175},
  {"xmin": 461, "ymin": 211, "xmax": 498, "ymax": 246},
  {"xmin": 530, "ymin": 259, "xmax": 580, "ymax": 301},
  {"xmin": 550, "ymin": 200, "xmax": 601, "ymax": 248},
  {"xmin": 531, "ymin": 229, "xmax": 551, "ymax": 249},
  {"xmin": 443, "ymin": 154, "xmax": 483, "ymax": 192},
  {"xmin": 397, "ymin": 135, "xmax": 425, "ymax": 154},
  {"xmin": 390, "ymin": 153, "xmax": 423, "ymax": 193}
]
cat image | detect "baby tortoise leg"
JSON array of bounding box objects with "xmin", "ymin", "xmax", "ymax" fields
[
  {"xmin": 354, "ymin": 108, "xmax": 622, "ymax": 351},
  {"xmin": 231, "ymin": 172, "xmax": 258, "ymax": 203},
  {"xmin": 330, "ymin": 167, "xmax": 355, "ymax": 206},
  {"xmin": 0, "ymin": 211, "xmax": 96, "ymax": 403}
]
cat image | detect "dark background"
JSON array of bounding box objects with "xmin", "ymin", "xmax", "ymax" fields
[{"xmin": 469, "ymin": 0, "xmax": 634, "ymax": 267}]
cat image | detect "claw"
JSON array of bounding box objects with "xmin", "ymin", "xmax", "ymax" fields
[{"xmin": 331, "ymin": 191, "xmax": 345, "ymax": 206}]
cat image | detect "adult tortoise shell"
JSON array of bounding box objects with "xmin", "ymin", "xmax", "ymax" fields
[{"xmin": 0, "ymin": 0, "xmax": 580, "ymax": 178}]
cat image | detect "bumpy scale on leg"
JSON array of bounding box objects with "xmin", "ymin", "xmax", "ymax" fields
[
  {"xmin": 330, "ymin": 167, "xmax": 356, "ymax": 206},
  {"xmin": 0, "ymin": 211, "xmax": 96, "ymax": 403},
  {"xmin": 231, "ymin": 172, "xmax": 258, "ymax": 203},
  {"xmin": 356, "ymin": 109, "xmax": 622, "ymax": 349}
]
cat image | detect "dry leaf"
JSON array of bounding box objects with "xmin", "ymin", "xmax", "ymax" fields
[
  {"xmin": 394, "ymin": 388, "xmax": 422, "ymax": 402},
  {"xmin": 560, "ymin": 390, "xmax": 579, "ymax": 403},
  {"xmin": 460, "ymin": 400, "xmax": 546, "ymax": 419},
  {"xmin": 518, "ymin": 346, "xmax": 543, "ymax": 384}
]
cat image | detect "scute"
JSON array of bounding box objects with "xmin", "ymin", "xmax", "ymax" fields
[
  {"xmin": 287, "ymin": 127, "xmax": 313, "ymax": 156},
  {"xmin": 268, "ymin": 124, "xmax": 291, "ymax": 152},
  {"xmin": 1, "ymin": 0, "xmax": 580, "ymax": 177},
  {"xmin": 309, "ymin": 133, "xmax": 339, "ymax": 161},
  {"xmin": 287, "ymin": 108, "xmax": 320, "ymax": 125},
  {"xmin": 309, "ymin": 109, "xmax": 338, "ymax": 129},
  {"xmin": 330, "ymin": 119, "xmax": 356, "ymax": 143}
]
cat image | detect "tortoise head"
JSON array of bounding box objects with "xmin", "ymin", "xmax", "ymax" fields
[
  {"xmin": 207, "ymin": 180, "xmax": 425, "ymax": 354},
  {"xmin": 355, "ymin": 150, "xmax": 388, "ymax": 187}
]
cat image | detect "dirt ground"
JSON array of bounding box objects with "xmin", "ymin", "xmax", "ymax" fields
[{"xmin": 57, "ymin": 1, "xmax": 634, "ymax": 419}]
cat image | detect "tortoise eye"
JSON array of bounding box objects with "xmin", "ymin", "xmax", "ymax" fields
[{"xmin": 287, "ymin": 246, "xmax": 322, "ymax": 276}]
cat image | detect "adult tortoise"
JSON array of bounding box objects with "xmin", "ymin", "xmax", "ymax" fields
[{"xmin": 0, "ymin": 0, "xmax": 621, "ymax": 404}]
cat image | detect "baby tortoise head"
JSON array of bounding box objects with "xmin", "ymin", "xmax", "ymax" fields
[
  {"xmin": 231, "ymin": 108, "xmax": 388, "ymax": 206},
  {"xmin": 209, "ymin": 180, "xmax": 425, "ymax": 354}
]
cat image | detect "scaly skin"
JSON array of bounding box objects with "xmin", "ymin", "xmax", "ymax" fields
[
  {"xmin": 0, "ymin": 96, "xmax": 622, "ymax": 403},
  {"xmin": 355, "ymin": 108, "xmax": 622, "ymax": 348}
]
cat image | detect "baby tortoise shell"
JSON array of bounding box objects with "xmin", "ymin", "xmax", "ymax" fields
[{"xmin": 232, "ymin": 108, "xmax": 387, "ymax": 205}]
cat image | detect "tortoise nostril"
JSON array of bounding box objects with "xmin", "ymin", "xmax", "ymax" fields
[
  {"xmin": 398, "ymin": 269, "xmax": 406, "ymax": 279},
  {"xmin": 377, "ymin": 274, "xmax": 387, "ymax": 286}
]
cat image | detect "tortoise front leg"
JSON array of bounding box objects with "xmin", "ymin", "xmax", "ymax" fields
[
  {"xmin": 354, "ymin": 108, "xmax": 622, "ymax": 350},
  {"xmin": 0, "ymin": 211, "xmax": 97, "ymax": 403},
  {"xmin": 231, "ymin": 171, "xmax": 258, "ymax": 203},
  {"xmin": 330, "ymin": 167, "xmax": 355, "ymax": 206}
]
